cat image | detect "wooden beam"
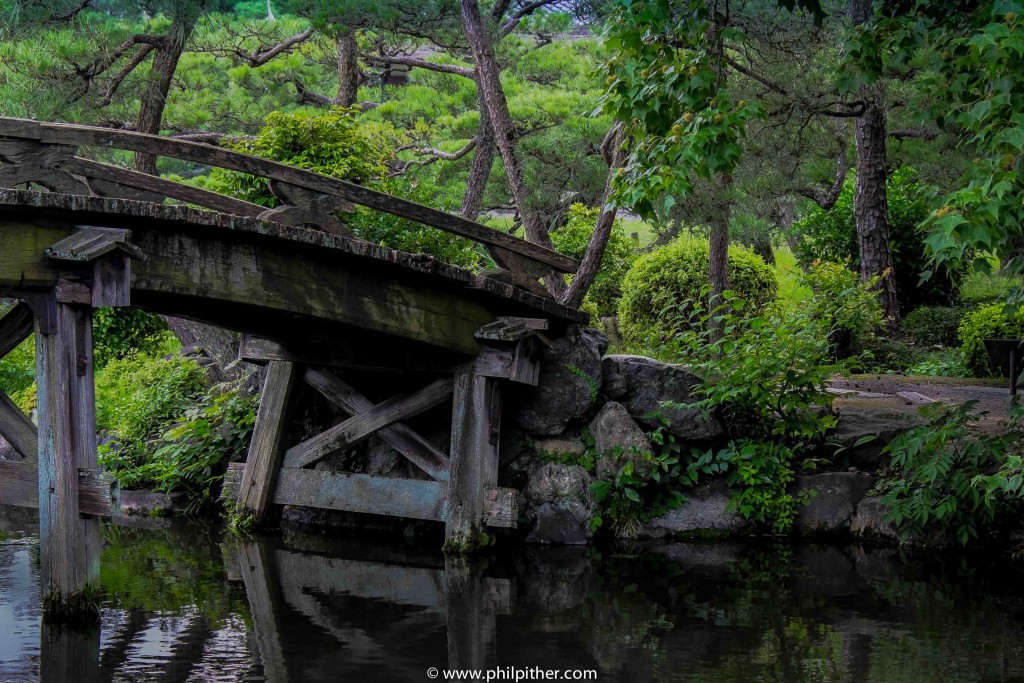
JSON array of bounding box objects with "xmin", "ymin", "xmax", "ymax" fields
[
  {"xmin": 237, "ymin": 361, "xmax": 301, "ymax": 521},
  {"xmin": 235, "ymin": 540, "xmax": 288, "ymax": 683},
  {"xmin": 3, "ymin": 118, "xmax": 577, "ymax": 273},
  {"xmin": 0, "ymin": 387, "xmax": 37, "ymax": 462},
  {"xmin": 239, "ymin": 335, "xmax": 462, "ymax": 374},
  {"xmin": 0, "ymin": 301, "xmax": 32, "ymax": 359},
  {"xmin": 445, "ymin": 362, "xmax": 502, "ymax": 552},
  {"xmin": 283, "ymin": 377, "xmax": 454, "ymax": 470},
  {"xmin": 35, "ymin": 303, "xmax": 101, "ymax": 609},
  {"xmin": 66, "ymin": 157, "xmax": 267, "ymax": 218},
  {"xmin": 0, "ymin": 461, "xmax": 118, "ymax": 515},
  {"xmin": 273, "ymin": 468, "xmax": 516, "ymax": 528},
  {"xmin": 304, "ymin": 367, "xmax": 450, "ymax": 481}
]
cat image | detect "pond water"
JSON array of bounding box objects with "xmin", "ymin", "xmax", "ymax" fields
[{"xmin": 2, "ymin": 514, "xmax": 1024, "ymax": 682}]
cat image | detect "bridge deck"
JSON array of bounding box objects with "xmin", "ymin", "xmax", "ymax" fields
[{"xmin": 0, "ymin": 190, "xmax": 584, "ymax": 358}]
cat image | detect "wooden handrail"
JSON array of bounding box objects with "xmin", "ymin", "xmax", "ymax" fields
[{"xmin": 0, "ymin": 117, "xmax": 578, "ymax": 275}]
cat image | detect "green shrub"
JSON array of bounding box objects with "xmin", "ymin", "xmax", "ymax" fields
[
  {"xmin": 550, "ymin": 204, "xmax": 639, "ymax": 316},
  {"xmin": 792, "ymin": 167, "xmax": 967, "ymax": 311},
  {"xmin": 96, "ymin": 353, "xmax": 210, "ymax": 482},
  {"xmin": 200, "ymin": 107, "xmax": 482, "ymax": 268},
  {"xmin": 92, "ymin": 308, "xmax": 177, "ymax": 367},
  {"xmin": 900, "ymin": 306, "xmax": 967, "ymax": 347},
  {"xmin": 798, "ymin": 261, "xmax": 883, "ymax": 346},
  {"xmin": 957, "ymin": 303, "xmax": 1024, "ymax": 377},
  {"xmin": 0, "ymin": 336, "xmax": 35, "ymax": 397},
  {"xmin": 618, "ymin": 238, "xmax": 777, "ymax": 348},
  {"xmin": 670, "ymin": 292, "xmax": 854, "ymax": 531},
  {"xmin": 881, "ymin": 400, "xmax": 1024, "ymax": 545}
]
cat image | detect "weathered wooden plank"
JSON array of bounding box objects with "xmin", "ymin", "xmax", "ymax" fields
[
  {"xmin": 40, "ymin": 620, "xmax": 100, "ymax": 683},
  {"xmin": 445, "ymin": 363, "xmax": 502, "ymax": 551},
  {"xmin": 237, "ymin": 361, "xmax": 300, "ymax": 520},
  {"xmin": 283, "ymin": 377, "xmax": 454, "ymax": 470},
  {"xmin": 445, "ymin": 559, "xmax": 492, "ymax": 671},
  {"xmin": 0, "ymin": 387, "xmax": 37, "ymax": 462},
  {"xmin": 273, "ymin": 468, "xmax": 517, "ymax": 528},
  {"xmin": 304, "ymin": 367, "xmax": 450, "ymax": 481},
  {"xmin": 66, "ymin": 157, "xmax": 267, "ymax": 217},
  {"xmin": 239, "ymin": 334, "xmax": 461, "ymax": 374},
  {"xmin": 9, "ymin": 119, "xmax": 577, "ymax": 272},
  {"xmin": 474, "ymin": 341, "xmax": 540, "ymax": 386},
  {"xmin": 45, "ymin": 226, "xmax": 141, "ymax": 262},
  {"xmin": 35, "ymin": 303, "xmax": 102, "ymax": 606},
  {"xmin": 0, "ymin": 301, "xmax": 33, "ymax": 359},
  {"xmin": 0, "ymin": 461, "xmax": 117, "ymax": 515}
]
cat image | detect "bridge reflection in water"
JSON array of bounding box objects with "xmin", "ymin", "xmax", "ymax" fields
[{"xmin": 4, "ymin": 516, "xmax": 1024, "ymax": 682}]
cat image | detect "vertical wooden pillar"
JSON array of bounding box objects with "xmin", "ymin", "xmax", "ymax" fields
[
  {"xmin": 445, "ymin": 558, "xmax": 492, "ymax": 671},
  {"xmin": 237, "ymin": 361, "xmax": 301, "ymax": 523},
  {"xmin": 35, "ymin": 302, "xmax": 100, "ymax": 617},
  {"xmin": 236, "ymin": 539, "xmax": 288, "ymax": 683},
  {"xmin": 39, "ymin": 622, "xmax": 100, "ymax": 683},
  {"xmin": 445, "ymin": 361, "xmax": 501, "ymax": 553}
]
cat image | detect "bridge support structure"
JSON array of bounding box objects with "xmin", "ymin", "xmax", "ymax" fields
[{"xmin": 234, "ymin": 318, "xmax": 545, "ymax": 552}]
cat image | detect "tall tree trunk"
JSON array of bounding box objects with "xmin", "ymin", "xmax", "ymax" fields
[
  {"xmin": 708, "ymin": 174, "xmax": 731, "ymax": 341},
  {"xmin": 336, "ymin": 30, "xmax": 360, "ymax": 108},
  {"xmin": 460, "ymin": 88, "xmax": 496, "ymax": 220},
  {"xmin": 854, "ymin": 91, "xmax": 898, "ymax": 323},
  {"xmin": 850, "ymin": 0, "xmax": 899, "ymax": 323},
  {"xmin": 134, "ymin": 9, "xmax": 198, "ymax": 175},
  {"xmin": 460, "ymin": 0, "xmax": 565, "ymax": 298}
]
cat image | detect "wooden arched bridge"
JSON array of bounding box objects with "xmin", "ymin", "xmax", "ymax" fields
[{"xmin": 0, "ymin": 117, "xmax": 582, "ymax": 613}]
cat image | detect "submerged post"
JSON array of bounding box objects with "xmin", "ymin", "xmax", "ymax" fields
[{"xmin": 35, "ymin": 301, "xmax": 100, "ymax": 619}]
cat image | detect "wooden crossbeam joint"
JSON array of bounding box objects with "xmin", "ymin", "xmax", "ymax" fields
[{"xmin": 46, "ymin": 226, "xmax": 146, "ymax": 308}]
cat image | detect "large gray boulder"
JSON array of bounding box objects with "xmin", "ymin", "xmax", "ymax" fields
[
  {"xmin": 640, "ymin": 481, "xmax": 749, "ymax": 538},
  {"xmin": 588, "ymin": 401, "xmax": 652, "ymax": 476},
  {"xmin": 850, "ymin": 495, "xmax": 954, "ymax": 547},
  {"xmin": 829, "ymin": 403, "xmax": 925, "ymax": 469},
  {"xmin": 526, "ymin": 503, "xmax": 590, "ymax": 546},
  {"xmin": 522, "ymin": 461, "xmax": 596, "ymax": 543},
  {"xmin": 791, "ymin": 472, "xmax": 877, "ymax": 535},
  {"xmin": 602, "ymin": 355, "xmax": 721, "ymax": 442},
  {"xmin": 516, "ymin": 326, "xmax": 607, "ymax": 436}
]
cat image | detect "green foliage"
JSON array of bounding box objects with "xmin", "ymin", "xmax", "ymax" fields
[
  {"xmin": 549, "ymin": 204, "xmax": 639, "ymax": 316},
  {"xmin": 900, "ymin": 306, "xmax": 968, "ymax": 346},
  {"xmin": 792, "ymin": 168, "xmax": 966, "ymax": 311},
  {"xmin": 0, "ymin": 336, "xmax": 34, "ymax": 397},
  {"xmin": 880, "ymin": 400, "xmax": 1024, "ymax": 545},
  {"xmin": 957, "ymin": 302, "xmax": 1024, "ymax": 376},
  {"xmin": 96, "ymin": 353, "xmax": 210, "ymax": 488},
  {"xmin": 618, "ymin": 238, "xmax": 777, "ymax": 349},
  {"xmin": 668, "ymin": 291, "xmax": 862, "ymax": 530},
  {"xmin": 603, "ymin": 0, "xmax": 763, "ymax": 216},
  {"xmin": 798, "ymin": 261, "xmax": 883, "ymax": 343},
  {"xmin": 589, "ymin": 447, "xmax": 687, "ymax": 537},
  {"xmin": 92, "ymin": 308, "xmax": 177, "ymax": 367},
  {"xmin": 906, "ymin": 348, "xmax": 971, "ymax": 377}
]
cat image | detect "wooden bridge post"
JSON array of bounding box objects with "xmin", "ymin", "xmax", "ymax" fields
[
  {"xmin": 444, "ymin": 361, "xmax": 501, "ymax": 554},
  {"xmin": 237, "ymin": 361, "xmax": 301, "ymax": 525},
  {"xmin": 34, "ymin": 300, "xmax": 101, "ymax": 619}
]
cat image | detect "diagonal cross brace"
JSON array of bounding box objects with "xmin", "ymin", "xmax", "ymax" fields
[{"xmin": 293, "ymin": 368, "xmax": 452, "ymax": 480}]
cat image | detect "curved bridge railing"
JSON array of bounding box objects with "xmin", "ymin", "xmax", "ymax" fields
[{"xmin": 0, "ymin": 117, "xmax": 577, "ymax": 299}]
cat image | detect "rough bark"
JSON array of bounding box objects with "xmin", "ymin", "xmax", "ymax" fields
[
  {"xmin": 850, "ymin": 0, "xmax": 899, "ymax": 324},
  {"xmin": 336, "ymin": 30, "xmax": 360, "ymax": 108},
  {"xmin": 854, "ymin": 90, "xmax": 899, "ymax": 323},
  {"xmin": 460, "ymin": 88, "xmax": 497, "ymax": 220},
  {"xmin": 134, "ymin": 9, "xmax": 199, "ymax": 175},
  {"xmin": 459, "ymin": 0, "xmax": 565, "ymax": 298},
  {"xmin": 708, "ymin": 174, "xmax": 731, "ymax": 341},
  {"xmin": 561, "ymin": 127, "xmax": 626, "ymax": 308}
]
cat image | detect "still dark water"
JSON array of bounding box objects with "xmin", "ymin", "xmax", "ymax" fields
[{"xmin": 2, "ymin": 513, "xmax": 1024, "ymax": 682}]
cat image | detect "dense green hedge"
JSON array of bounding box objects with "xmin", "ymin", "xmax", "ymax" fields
[
  {"xmin": 618, "ymin": 238, "xmax": 777, "ymax": 347},
  {"xmin": 900, "ymin": 306, "xmax": 967, "ymax": 347}
]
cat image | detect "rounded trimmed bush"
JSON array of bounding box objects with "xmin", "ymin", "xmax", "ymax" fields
[
  {"xmin": 958, "ymin": 303, "xmax": 1024, "ymax": 376},
  {"xmin": 618, "ymin": 238, "xmax": 778, "ymax": 347}
]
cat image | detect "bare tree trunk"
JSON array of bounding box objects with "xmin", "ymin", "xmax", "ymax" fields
[
  {"xmin": 460, "ymin": 89, "xmax": 496, "ymax": 220},
  {"xmin": 708, "ymin": 174, "xmax": 731, "ymax": 343},
  {"xmin": 336, "ymin": 30, "xmax": 360, "ymax": 108},
  {"xmin": 850, "ymin": 0, "xmax": 898, "ymax": 324},
  {"xmin": 459, "ymin": 0, "xmax": 565, "ymax": 297},
  {"xmin": 134, "ymin": 9, "xmax": 198, "ymax": 175},
  {"xmin": 561, "ymin": 126, "xmax": 626, "ymax": 308},
  {"xmin": 853, "ymin": 88, "xmax": 899, "ymax": 323}
]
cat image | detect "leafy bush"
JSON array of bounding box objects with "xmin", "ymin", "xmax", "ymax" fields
[
  {"xmin": 0, "ymin": 337, "xmax": 34, "ymax": 397},
  {"xmin": 670, "ymin": 292, "xmax": 854, "ymax": 531},
  {"xmin": 200, "ymin": 107, "xmax": 482, "ymax": 268},
  {"xmin": 549, "ymin": 204, "xmax": 639, "ymax": 316},
  {"xmin": 588, "ymin": 440, "xmax": 687, "ymax": 537},
  {"xmin": 880, "ymin": 400, "xmax": 1024, "ymax": 545},
  {"xmin": 906, "ymin": 349, "xmax": 971, "ymax": 377},
  {"xmin": 96, "ymin": 353, "xmax": 210, "ymax": 484},
  {"xmin": 792, "ymin": 167, "xmax": 967, "ymax": 311},
  {"xmin": 92, "ymin": 308, "xmax": 177, "ymax": 367},
  {"xmin": 618, "ymin": 238, "xmax": 777, "ymax": 348},
  {"xmin": 900, "ymin": 306, "xmax": 967, "ymax": 346},
  {"xmin": 957, "ymin": 303, "xmax": 1024, "ymax": 376},
  {"xmin": 798, "ymin": 261, "xmax": 883, "ymax": 352}
]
